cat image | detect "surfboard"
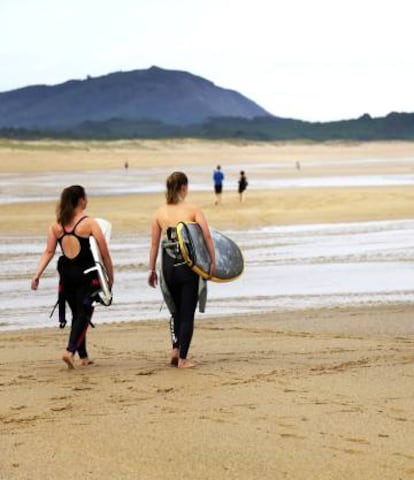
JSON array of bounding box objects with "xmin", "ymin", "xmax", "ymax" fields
[
  {"xmin": 84, "ymin": 218, "xmax": 112, "ymax": 306},
  {"xmin": 176, "ymin": 221, "xmax": 244, "ymax": 282}
]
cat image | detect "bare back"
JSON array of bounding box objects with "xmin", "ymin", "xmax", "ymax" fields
[
  {"xmin": 148, "ymin": 191, "xmax": 216, "ymax": 283},
  {"xmin": 156, "ymin": 202, "xmax": 199, "ymax": 234}
]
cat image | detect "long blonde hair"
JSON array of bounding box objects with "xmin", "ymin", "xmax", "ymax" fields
[
  {"xmin": 56, "ymin": 185, "xmax": 86, "ymax": 226},
  {"xmin": 166, "ymin": 172, "xmax": 188, "ymax": 204}
]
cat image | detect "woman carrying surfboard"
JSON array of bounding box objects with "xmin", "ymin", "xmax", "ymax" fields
[
  {"xmin": 31, "ymin": 185, "xmax": 114, "ymax": 369},
  {"xmin": 148, "ymin": 172, "xmax": 216, "ymax": 369}
]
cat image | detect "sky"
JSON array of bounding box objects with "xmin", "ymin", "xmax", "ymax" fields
[{"xmin": 1, "ymin": 0, "xmax": 414, "ymax": 122}]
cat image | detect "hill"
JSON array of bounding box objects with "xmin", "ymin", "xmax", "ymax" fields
[
  {"xmin": 0, "ymin": 66, "xmax": 270, "ymax": 129},
  {"xmin": 1, "ymin": 67, "xmax": 414, "ymax": 141}
]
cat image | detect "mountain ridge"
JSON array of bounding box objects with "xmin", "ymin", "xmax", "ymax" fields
[
  {"xmin": 1, "ymin": 66, "xmax": 414, "ymax": 141},
  {"xmin": 0, "ymin": 66, "xmax": 270, "ymax": 128}
]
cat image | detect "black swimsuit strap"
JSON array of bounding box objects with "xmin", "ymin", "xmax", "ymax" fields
[{"xmin": 63, "ymin": 215, "xmax": 88, "ymax": 235}]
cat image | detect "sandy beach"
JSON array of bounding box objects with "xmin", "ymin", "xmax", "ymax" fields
[
  {"xmin": 1, "ymin": 140, "xmax": 414, "ymax": 479},
  {"xmin": 1, "ymin": 139, "xmax": 414, "ymax": 235},
  {"xmin": 1, "ymin": 308, "xmax": 414, "ymax": 479}
]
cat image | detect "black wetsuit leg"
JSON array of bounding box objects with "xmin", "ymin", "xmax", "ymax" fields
[
  {"xmin": 64, "ymin": 285, "xmax": 90, "ymax": 358},
  {"xmin": 77, "ymin": 337, "xmax": 88, "ymax": 359},
  {"xmin": 59, "ymin": 261, "xmax": 93, "ymax": 359},
  {"xmin": 162, "ymin": 254, "xmax": 199, "ymax": 359}
]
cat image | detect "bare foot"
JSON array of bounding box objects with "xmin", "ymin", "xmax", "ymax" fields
[
  {"xmin": 170, "ymin": 348, "xmax": 179, "ymax": 367},
  {"xmin": 178, "ymin": 359, "xmax": 195, "ymax": 369},
  {"xmin": 79, "ymin": 358, "xmax": 94, "ymax": 367},
  {"xmin": 62, "ymin": 352, "xmax": 75, "ymax": 370}
]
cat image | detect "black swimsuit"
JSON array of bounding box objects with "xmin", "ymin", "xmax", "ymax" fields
[
  {"xmin": 57, "ymin": 216, "xmax": 97, "ymax": 358},
  {"xmin": 58, "ymin": 217, "xmax": 94, "ymax": 275}
]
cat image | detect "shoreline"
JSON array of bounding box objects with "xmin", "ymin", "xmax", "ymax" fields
[
  {"xmin": 2, "ymin": 216, "xmax": 414, "ymax": 334},
  {"xmin": 2, "ymin": 302, "xmax": 414, "ymax": 336}
]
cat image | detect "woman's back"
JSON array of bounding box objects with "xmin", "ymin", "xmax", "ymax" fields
[{"xmin": 155, "ymin": 202, "xmax": 198, "ymax": 233}]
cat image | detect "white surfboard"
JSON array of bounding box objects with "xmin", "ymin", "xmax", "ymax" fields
[{"xmin": 84, "ymin": 218, "xmax": 112, "ymax": 306}]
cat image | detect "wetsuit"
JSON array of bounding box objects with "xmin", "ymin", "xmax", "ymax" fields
[
  {"xmin": 57, "ymin": 216, "xmax": 97, "ymax": 359},
  {"xmin": 162, "ymin": 231, "xmax": 199, "ymax": 360}
]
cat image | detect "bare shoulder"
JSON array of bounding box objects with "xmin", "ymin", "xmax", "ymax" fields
[
  {"xmin": 86, "ymin": 217, "xmax": 99, "ymax": 227},
  {"xmin": 50, "ymin": 222, "xmax": 63, "ymax": 237},
  {"xmin": 76, "ymin": 216, "xmax": 98, "ymax": 237},
  {"xmin": 186, "ymin": 202, "xmax": 201, "ymax": 214},
  {"xmin": 156, "ymin": 204, "xmax": 167, "ymax": 214},
  {"xmin": 153, "ymin": 204, "xmax": 167, "ymax": 221},
  {"xmin": 87, "ymin": 217, "xmax": 104, "ymax": 234}
]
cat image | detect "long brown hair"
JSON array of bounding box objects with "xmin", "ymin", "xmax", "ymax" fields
[
  {"xmin": 56, "ymin": 185, "xmax": 86, "ymax": 226},
  {"xmin": 166, "ymin": 172, "xmax": 188, "ymax": 205}
]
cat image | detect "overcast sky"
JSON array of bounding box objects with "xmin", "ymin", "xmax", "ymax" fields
[{"xmin": 1, "ymin": 0, "xmax": 413, "ymax": 122}]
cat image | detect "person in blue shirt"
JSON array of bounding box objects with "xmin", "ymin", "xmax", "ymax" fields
[{"xmin": 213, "ymin": 165, "xmax": 224, "ymax": 205}]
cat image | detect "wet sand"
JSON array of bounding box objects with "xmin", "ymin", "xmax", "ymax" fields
[
  {"xmin": 1, "ymin": 140, "xmax": 414, "ymax": 478},
  {"xmin": 1, "ymin": 139, "xmax": 414, "ymax": 235}
]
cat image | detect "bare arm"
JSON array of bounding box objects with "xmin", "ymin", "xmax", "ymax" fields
[
  {"xmin": 195, "ymin": 208, "xmax": 216, "ymax": 278},
  {"xmin": 31, "ymin": 225, "xmax": 58, "ymax": 290},
  {"xmin": 90, "ymin": 220, "xmax": 114, "ymax": 288},
  {"xmin": 148, "ymin": 215, "xmax": 162, "ymax": 287}
]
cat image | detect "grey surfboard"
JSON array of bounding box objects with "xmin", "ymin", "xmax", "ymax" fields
[{"xmin": 176, "ymin": 221, "xmax": 244, "ymax": 282}]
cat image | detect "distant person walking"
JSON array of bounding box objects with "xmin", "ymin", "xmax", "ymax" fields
[
  {"xmin": 213, "ymin": 165, "xmax": 224, "ymax": 205},
  {"xmin": 238, "ymin": 170, "xmax": 248, "ymax": 202},
  {"xmin": 124, "ymin": 161, "xmax": 129, "ymax": 172}
]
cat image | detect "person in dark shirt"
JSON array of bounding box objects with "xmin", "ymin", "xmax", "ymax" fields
[{"xmin": 238, "ymin": 170, "xmax": 248, "ymax": 202}]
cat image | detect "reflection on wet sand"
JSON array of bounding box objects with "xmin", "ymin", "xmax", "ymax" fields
[{"xmin": 2, "ymin": 219, "xmax": 414, "ymax": 331}]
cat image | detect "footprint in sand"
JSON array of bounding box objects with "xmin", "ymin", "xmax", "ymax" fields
[
  {"xmin": 344, "ymin": 437, "xmax": 370, "ymax": 445},
  {"xmin": 280, "ymin": 433, "xmax": 306, "ymax": 439},
  {"xmin": 50, "ymin": 404, "xmax": 72, "ymax": 412}
]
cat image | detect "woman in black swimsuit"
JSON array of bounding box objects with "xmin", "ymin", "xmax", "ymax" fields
[{"xmin": 31, "ymin": 185, "xmax": 114, "ymax": 369}]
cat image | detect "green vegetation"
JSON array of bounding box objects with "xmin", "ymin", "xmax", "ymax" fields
[{"xmin": 1, "ymin": 112, "xmax": 414, "ymax": 141}]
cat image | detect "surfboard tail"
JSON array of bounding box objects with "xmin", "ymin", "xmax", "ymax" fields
[{"xmin": 85, "ymin": 218, "xmax": 113, "ymax": 306}]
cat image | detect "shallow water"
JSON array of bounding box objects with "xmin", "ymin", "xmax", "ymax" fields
[
  {"xmin": 2, "ymin": 219, "xmax": 414, "ymax": 331},
  {"xmin": 2, "ymin": 156, "xmax": 414, "ymax": 204}
]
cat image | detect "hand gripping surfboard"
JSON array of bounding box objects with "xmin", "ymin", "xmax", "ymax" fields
[
  {"xmin": 84, "ymin": 218, "xmax": 112, "ymax": 306},
  {"xmin": 176, "ymin": 221, "xmax": 244, "ymax": 282}
]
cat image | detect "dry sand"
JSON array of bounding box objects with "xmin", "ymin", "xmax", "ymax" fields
[
  {"xmin": 1, "ymin": 138, "xmax": 414, "ymax": 173},
  {"xmin": 1, "ymin": 140, "xmax": 414, "ymax": 479},
  {"xmin": 1, "ymin": 186, "xmax": 414, "ymax": 236},
  {"xmin": 1, "ymin": 307, "xmax": 414, "ymax": 480}
]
